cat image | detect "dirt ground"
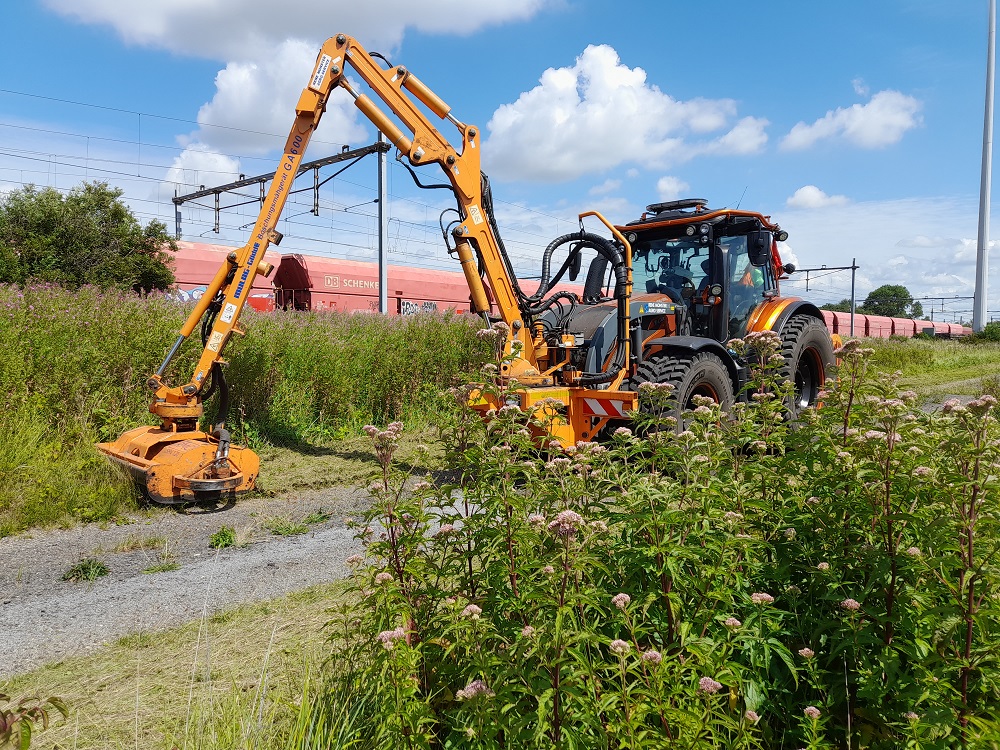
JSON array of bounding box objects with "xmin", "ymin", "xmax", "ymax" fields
[{"xmin": 0, "ymin": 487, "xmax": 371, "ymax": 679}]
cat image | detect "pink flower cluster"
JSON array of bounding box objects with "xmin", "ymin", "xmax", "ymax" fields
[
  {"xmin": 456, "ymin": 679, "xmax": 495, "ymax": 701},
  {"xmin": 611, "ymin": 593, "xmax": 631, "ymax": 610},
  {"xmin": 698, "ymin": 676, "xmax": 723, "ymax": 694},
  {"xmin": 462, "ymin": 604, "xmax": 482, "ymax": 620},
  {"xmin": 609, "ymin": 639, "xmax": 631, "ymax": 656},
  {"xmin": 548, "ymin": 510, "xmax": 585, "ymax": 538},
  {"xmin": 376, "ymin": 627, "xmax": 406, "ymax": 650},
  {"xmin": 750, "ymin": 592, "xmax": 775, "ymax": 606}
]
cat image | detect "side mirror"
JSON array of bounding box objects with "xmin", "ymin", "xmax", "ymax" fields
[
  {"xmin": 568, "ymin": 248, "xmax": 583, "ymax": 281},
  {"xmin": 747, "ymin": 230, "xmax": 772, "ymax": 266}
]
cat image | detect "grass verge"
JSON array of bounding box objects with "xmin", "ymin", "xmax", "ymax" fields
[
  {"xmin": 866, "ymin": 337, "xmax": 1000, "ymax": 400},
  {"xmin": 0, "ymin": 582, "xmax": 348, "ymax": 749}
]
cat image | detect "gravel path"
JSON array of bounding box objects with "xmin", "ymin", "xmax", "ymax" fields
[{"xmin": 0, "ymin": 488, "xmax": 371, "ymax": 679}]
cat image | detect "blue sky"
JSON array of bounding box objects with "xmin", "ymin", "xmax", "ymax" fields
[{"xmin": 0, "ymin": 0, "xmax": 995, "ymax": 320}]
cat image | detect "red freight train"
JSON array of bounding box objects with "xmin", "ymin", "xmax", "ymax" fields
[
  {"xmin": 821, "ymin": 311, "xmax": 970, "ymax": 339},
  {"xmin": 171, "ymin": 242, "xmax": 972, "ymax": 336},
  {"xmin": 171, "ymin": 241, "xmax": 573, "ymax": 316}
]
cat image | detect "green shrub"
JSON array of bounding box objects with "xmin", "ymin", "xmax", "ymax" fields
[
  {"xmin": 264, "ymin": 517, "xmax": 309, "ymax": 536},
  {"xmin": 974, "ymin": 320, "xmax": 1000, "ymax": 342}
]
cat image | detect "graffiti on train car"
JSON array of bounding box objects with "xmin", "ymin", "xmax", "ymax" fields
[{"xmin": 400, "ymin": 300, "xmax": 439, "ymax": 315}]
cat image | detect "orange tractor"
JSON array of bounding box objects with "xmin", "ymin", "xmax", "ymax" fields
[{"xmin": 99, "ymin": 33, "xmax": 834, "ymax": 502}]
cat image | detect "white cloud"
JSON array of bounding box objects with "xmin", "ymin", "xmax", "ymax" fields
[
  {"xmin": 781, "ymin": 90, "xmax": 922, "ymax": 151},
  {"xmin": 163, "ymin": 143, "xmax": 241, "ymax": 193},
  {"xmin": 852, "ymin": 77, "xmax": 869, "ymax": 97},
  {"xmin": 698, "ymin": 117, "xmax": 770, "ymax": 156},
  {"xmin": 187, "ymin": 40, "xmax": 368, "ymax": 156},
  {"xmin": 656, "ymin": 176, "xmax": 690, "ymax": 201},
  {"xmin": 41, "ymin": 0, "xmax": 550, "ymax": 61},
  {"xmin": 484, "ymin": 44, "xmax": 768, "ymax": 182},
  {"xmin": 776, "ymin": 241, "xmax": 800, "ymax": 269},
  {"xmin": 162, "ymin": 40, "xmax": 369, "ymax": 200},
  {"xmin": 589, "ymin": 179, "xmax": 621, "ymax": 196},
  {"xmin": 786, "ymin": 185, "xmax": 850, "ymax": 209}
]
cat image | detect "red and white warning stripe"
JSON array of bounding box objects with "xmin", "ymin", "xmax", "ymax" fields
[{"xmin": 581, "ymin": 398, "xmax": 629, "ymax": 418}]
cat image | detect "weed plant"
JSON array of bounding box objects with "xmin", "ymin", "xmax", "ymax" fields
[
  {"xmin": 210, "ymin": 525, "xmax": 238, "ymax": 549},
  {"xmin": 61, "ymin": 558, "xmax": 109, "ymax": 583},
  {"xmin": 0, "ymin": 283, "xmax": 489, "ymax": 535},
  {"xmin": 325, "ymin": 332, "xmax": 1000, "ymax": 748},
  {"xmin": 263, "ymin": 516, "xmax": 309, "ymax": 536}
]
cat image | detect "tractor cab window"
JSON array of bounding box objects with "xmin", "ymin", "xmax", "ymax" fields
[
  {"xmin": 724, "ymin": 236, "xmax": 771, "ymax": 338},
  {"xmin": 633, "ymin": 239, "xmax": 710, "ymax": 304}
]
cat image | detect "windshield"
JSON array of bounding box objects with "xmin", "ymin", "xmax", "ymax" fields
[{"xmin": 633, "ymin": 238, "xmax": 710, "ymax": 301}]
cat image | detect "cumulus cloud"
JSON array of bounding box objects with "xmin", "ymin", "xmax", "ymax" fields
[
  {"xmin": 43, "ymin": 1, "xmax": 552, "ymax": 188},
  {"xmin": 41, "ymin": 0, "xmax": 550, "ymax": 61},
  {"xmin": 484, "ymin": 44, "xmax": 768, "ymax": 182},
  {"xmin": 164, "ymin": 143, "xmax": 241, "ymax": 192},
  {"xmin": 186, "ymin": 39, "xmax": 367, "ymax": 155},
  {"xmin": 781, "ymin": 90, "xmax": 922, "ymax": 151},
  {"xmin": 589, "ymin": 179, "xmax": 621, "ymax": 196},
  {"xmin": 656, "ymin": 176, "xmax": 690, "ymax": 201},
  {"xmin": 786, "ymin": 185, "xmax": 850, "ymax": 209},
  {"xmin": 161, "ymin": 40, "xmax": 370, "ymax": 199}
]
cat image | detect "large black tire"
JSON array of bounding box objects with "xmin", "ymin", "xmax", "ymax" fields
[
  {"xmin": 630, "ymin": 351, "xmax": 735, "ymax": 425},
  {"xmin": 779, "ymin": 314, "xmax": 835, "ymax": 416}
]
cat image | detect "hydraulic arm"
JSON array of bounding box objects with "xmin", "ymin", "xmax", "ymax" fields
[
  {"xmin": 97, "ymin": 43, "xmax": 349, "ymax": 503},
  {"xmin": 99, "ymin": 33, "xmax": 639, "ymax": 502}
]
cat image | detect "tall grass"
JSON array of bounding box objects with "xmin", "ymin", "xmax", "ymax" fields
[
  {"xmin": 224, "ymin": 307, "xmax": 487, "ymax": 443},
  {"xmin": 0, "ymin": 284, "xmax": 488, "ymax": 534},
  {"xmin": 865, "ymin": 336, "xmax": 1000, "ymax": 400}
]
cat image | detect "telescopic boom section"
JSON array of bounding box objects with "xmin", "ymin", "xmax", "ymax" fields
[
  {"xmin": 320, "ymin": 33, "xmax": 535, "ymax": 366},
  {"xmin": 147, "ymin": 82, "xmax": 331, "ymax": 413}
]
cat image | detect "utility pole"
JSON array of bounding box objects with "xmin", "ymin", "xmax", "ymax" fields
[
  {"xmin": 975, "ymin": 0, "xmax": 996, "ymax": 332},
  {"xmin": 789, "ymin": 260, "xmax": 860, "ymax": 334},
  {"xmin": 378, "ymin": 132, "xmax": 388, "ymax": 315},
  {"xmin": 849, "ymin": 258, "xmax": 857, "ymax": 336}
]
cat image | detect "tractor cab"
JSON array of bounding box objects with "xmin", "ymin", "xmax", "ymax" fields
[{"xmin": 623, "ymin": 199, "xmax": 790, "ymax": 345}]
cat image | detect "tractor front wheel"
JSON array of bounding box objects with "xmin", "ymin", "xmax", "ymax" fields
[
  {"xmin": 630, "ymin": 351, "xmax": 735, "ymax": 427},
  {"xmin": 778, "ymin": 314, "xmax": 835, "ymax": 416}
]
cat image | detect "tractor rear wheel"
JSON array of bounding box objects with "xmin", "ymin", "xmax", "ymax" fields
[
  {"xmin": 631, "ymin": 351, "xmax": 735, "ymax": 426},
  {"xmin": 778, "ymin": 314, "xmax": 835, "ymax": 416}
]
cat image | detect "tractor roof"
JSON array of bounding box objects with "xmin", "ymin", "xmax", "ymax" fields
[{"xmin": 618, "ymin": 197, "xmax": 780, "ymax": 234}]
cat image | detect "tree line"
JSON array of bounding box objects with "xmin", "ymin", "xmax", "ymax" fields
[{"xmin": 820, "ymin": 284, "xmax": 925, "ymax": 319}]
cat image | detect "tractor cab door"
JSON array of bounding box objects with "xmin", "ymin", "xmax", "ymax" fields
[{"xmin": 723, "ymin": 234, "xmax": 775, "ymax": 339}]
